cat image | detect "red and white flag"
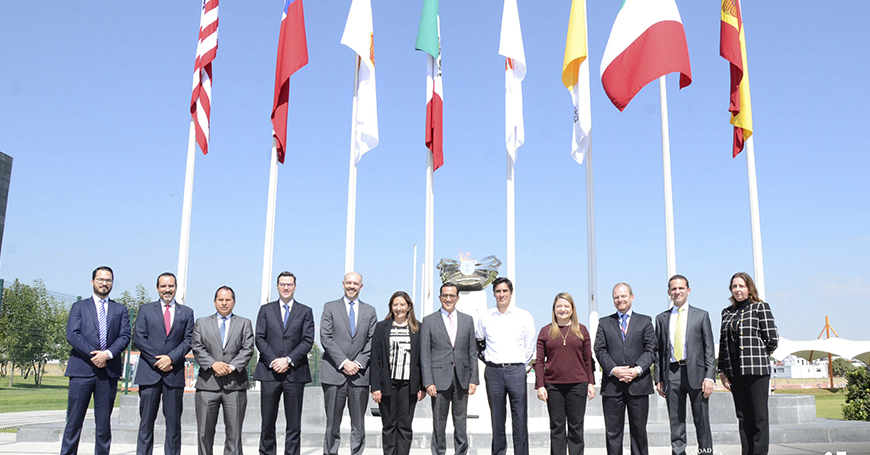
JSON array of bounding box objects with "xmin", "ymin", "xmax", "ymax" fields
[
  {"xmin": 499, "ymin": 0, "xmax": 525, "ymax": 164},
  {"xmin": 271, "ymin": 0, "xmax": 309, "ymax": 164},
  {"xmin": 190, "ymin": 0, "xmax": 219, "ymax": 155}
]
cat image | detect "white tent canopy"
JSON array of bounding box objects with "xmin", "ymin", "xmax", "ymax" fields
[{"xmin": 772, "ymin": 337, "xmax": 870, "ymax": 365}]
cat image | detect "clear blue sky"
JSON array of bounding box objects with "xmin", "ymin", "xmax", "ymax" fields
[{"xmin": 1, "ymin": 1, "xmax": 867, "ymax": 344}]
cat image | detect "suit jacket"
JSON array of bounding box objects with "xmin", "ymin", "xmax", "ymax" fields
[
  {"xmin": 419, "ymin": 310, "xmax": 479, "ymax": 391},
  {"xmin": 133, "ymin": 301, "xmax": 195, "ymax": 387},
  {"xmin": 192, "ymin": 314, "xmax": 254, "ymax": 391},
  {"xmin": 654, "ymin": 305, "xmax": 716, "ymax": 389},
  {"xmin": 718, "ymin": 300, "xmax": 778, "ymax": 377},
  {"xmin": 369, "ymin": 319, "xmax": 423, "ymax": 395},
  {"xmin": 594, "ymin": 311, "xmax": 656, "ymax": 397},
  {"xmin": 254, "ymin": 300, "xmax": 315, "ymax": 383},
  {"xmin": 65, "ymin": 297, "xmax": 131, "ymax": 379},
  {"xmin": 319, "ymin": 298, "xmax": 377, "ymax": 387}
]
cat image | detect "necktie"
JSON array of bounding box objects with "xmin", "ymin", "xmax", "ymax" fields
[
  {"xmin": 220, "ymin": 316, "xmax": 227, "ymax": 347},
  {"xmin": 98, "ymin": 299, "xmax": 107, "ymax": 350},
  {"xmin": 619, "ymin": 313, "xmax": 628, "ymax": 341},
  {"xmin": 164, "ymin": 304, "xmax": 172, "ymax": 335},
  {"xmin": 283, "ymin": 304, "xmax": 290, "ymax": 329},
  {"xmin": 674, "ymin": 307, "xmax": 685, "ymax": 361},
  {"xmin": 349, "ymin": 301, "xmax": 356, "ymax": 337},
  {"xmin": 448, "ymin": 312, "xmax": 457, "ymax": 347}
]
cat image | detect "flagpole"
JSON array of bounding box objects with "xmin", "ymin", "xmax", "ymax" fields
[
  {"xmin": 412, "ymin": 244, "xmax": 418, "ymax": 302},
  {"xmin": 260, "ymin": 139, "xmax": 280, "ymax": 306},
  {"xmin": 744, "ymin": 135, "xmax": 765, "ymax": 300},
  {"xmin": 345, "ymin": 56, "xmax": 362, "ymax": 273},
  {"xmin": 424, "ymin": 152, "xmax": 435, "ymax": 316},
  {"xmin": 658, "ymin": 76, "xmax": 677, "ymax": 290},
  {"xmin": 506, "ymin": 153, "xmax": 516, "ymax": 287},
  {"xmin": 585, "ymin": 143, "xmax": 599, "ymax": 344},
  {"xmin": 176, "ymin": 118, "xmax": 198, "ymax": 305}
]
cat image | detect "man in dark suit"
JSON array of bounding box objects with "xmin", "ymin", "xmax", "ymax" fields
[
  {"xmin": 594, "ymin": 283, "xmax": 656, "ymax": 455},
  {"xmin": 655, "ymin": 275, "xmax": 715, "ymax": 455},
  {"xmin": 61, "ymin": 266, "xmax": 131, "ymax": 455},
  {"xmin": 192, "ymin": 286, "xmax": 254, "ymax": 455},
  {"xmin": 419, "ymin": 282, "xmax": 479, "ymax": 455},
  {"xmin": 320, "ymin": 271, "xmax": 378, "ymax": 455},
  {"xmin": 254, "ymin": 271, "xmax": 315, "ymax": 455},
  {"xmin": 133, "ymin": 272, "xmax": 195, "ymax": 455}
]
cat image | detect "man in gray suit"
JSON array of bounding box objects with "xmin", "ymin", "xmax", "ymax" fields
[
  {"xmin": 420, "ymin": 282, "xmax": 479, "ymax": 455},
  {"xmin": 320, "ymin": 271, "xmax": 378, "ymax": 455},
  {"xmin": 191, "ymin": 286, "xmax": 254, "ymax": 455},
  {"xmin": 655, "ymin": 275, "xmax": 715, "ymax": 455}
]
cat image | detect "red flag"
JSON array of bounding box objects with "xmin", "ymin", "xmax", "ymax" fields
[
  {"xmin": 271, "ymin": 0, "xmax": 309, "ymax": 163},
  {"xmin": 190, "ymin": 0, "xmax": 219, "ymax": 155}
]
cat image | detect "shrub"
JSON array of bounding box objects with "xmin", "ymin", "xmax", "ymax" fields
[{"xmin": 842, "ymin": 366, "xmax": 870, "ymax": 421}]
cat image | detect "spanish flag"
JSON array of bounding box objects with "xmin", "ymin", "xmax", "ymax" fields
[{"xmin": 720, "ymin": 0, "xmax": 752, "ymax": 158}]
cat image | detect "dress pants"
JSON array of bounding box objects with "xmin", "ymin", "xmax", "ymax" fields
[
  {"xmin": 431, "ymin": 376, "xmax": 469, "ymax": 455},
  {"xmin": 665, "ymin": 363, "xmax": 712, "ymax": 455},
  {"xmin": 378, "ymin": 380, "xmax": 418, "ymax": 455},
  {"xmin": 545, "ymin": 383, "xmax": 588, "ymax": 455},
  {"xmin": 137, "ymin": 381, "xmax": 184, "ymax": 455},
  {"xmin": 60, "ymin": 375, "xmax": 118, "ymax": 455},
  {"xmin": 195, "ymin": 389, "xmax": 247, "ymax": 455},
  {"xmin": 728, "ymin": 374, "xmax": 770, "ymax": 455},
  {"xmin": 322, "ymin": 382, "xmax": 368, "ymax": 455},
  {"xmin": 484, "ymin": 365, "xmax": 529, "ymax": 455},
  {"xmin": 602, "ymin": 392, "xmax": 649, "ymax": 455},
  {"xmin": 259, "ymin": 381, "xmax": 305, "ymax": 455}
]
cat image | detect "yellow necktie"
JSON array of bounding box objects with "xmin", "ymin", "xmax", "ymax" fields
[{"xmin": 674, "ymin": 307, "xmax": 685, "ymax": 361}]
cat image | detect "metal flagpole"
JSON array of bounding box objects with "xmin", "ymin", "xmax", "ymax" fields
[
  {"xmin": 424, "ymin": 152, "xmax": 435, "ymax": 316},
  {"xmin": 585, "ymin": 143, "xmax": 599, "ymax": 344},
  {"xmin": 506, "ymin": 153, "xmax": 516, "ymax": 291},
  {"xmin": 412, "ymin": 244, "xmax": 418, "ymax": 304},
  {"xmin": 176, "ymin": 118, "xmax": 198, "ymax": 305},
  {"xmin": 744, "ymin": 135, "xmax": 765, "ymax": 300},
  {"xmin": 260, "ymin": 138, "xmax": 280, "ymax": 306},
  {"xmin": 345, "ymin": 56, "xmax": 362, "ymax": 274},
  {"xmin": 658, "ymin": 77, "xmax": 677, "ymax": 292}
]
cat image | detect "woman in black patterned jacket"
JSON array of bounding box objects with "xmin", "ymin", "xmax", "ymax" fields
[{"xmin": 718, "ymin": 272, "xmax": 779, "ymax": 455}]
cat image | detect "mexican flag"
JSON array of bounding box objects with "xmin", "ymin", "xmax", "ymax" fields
[{"xmin": 415, "ymin": 0, "xmax": 443, "ymax": 170}]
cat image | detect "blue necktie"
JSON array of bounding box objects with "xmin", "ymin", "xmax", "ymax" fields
[
  {"xmin": 220, "ymin": 316, "xmax": 227, "ymax": 346},
  {"xmin": 283, "ymin": 304, "xmax": 290, "ymax": 329},
  {"xmin": 349, "ymin": 301, "xmax": 356, "ymax": 337},
  {"xmin": 98, "ymin": 299, "xmax": 108, "ymax": 350},
  {"xmin": 619, "ymin": 314, "xmax": 628, "ymax": 341}
]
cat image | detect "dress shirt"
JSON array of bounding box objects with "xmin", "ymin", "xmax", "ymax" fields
[
  {"xmin": 161, "ymin": 300, "xmax": 177, "ymax": 328},
  {"xmin": 92, "ymin": 295, "xmax": 113, "ymax": 359},
  {"xmin": 476, "ymin": 305, "xmax": 536, "ymax": 364},
  {"xmin": 280, "ymin": 298, "xmax": 295, "ymax": 321},
  {"xmin": 610, "ymin": 309, "xmax": 642, "ymax": 377},
  {"xmin": 669, "ymin": 303, "xmax": 689, "ymax": 363},
  {"xmin": 342, "ymin": 296, "xmax": 359, "ymax": 328},
  {"xmin": 211, "ymin": 313, "xmax": 236, "ymax": 372},
  {"xmin": 440, "ymin": 307, "xmax": 457, "ymax": 343}
]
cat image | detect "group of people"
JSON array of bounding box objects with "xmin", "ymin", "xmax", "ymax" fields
[{"xmin": 58, "ymin": 267, "xmax": 778, "ymax": 455}]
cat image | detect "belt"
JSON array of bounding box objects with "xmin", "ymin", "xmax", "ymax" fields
[
  {"xmin": 485, "ymin": 361, "xmax": 525, "ymax": 368},
  {"xmin": 672, "ymin": 359, "xmax": 687, "ymax": 366}
]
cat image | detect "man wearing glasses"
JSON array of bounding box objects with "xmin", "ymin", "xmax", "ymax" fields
[
  {"xmin": 420, "ymin": 282, "xmax": 479, "ymax": 455},
  {"xmin": 254, "ymin": 271, "xmax": 314, "ymax": 455}
]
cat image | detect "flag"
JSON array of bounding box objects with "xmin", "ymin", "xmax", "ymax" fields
[
  {"xmin": 562, "ymin": 0, "xmax": 591, "ymax": 164},
  {"xmin": 416, "ymin": 0, "xmax": 443, "ymax": 170},
  {"xmin": 600, "ymin": 0, "xmax": 692, "ymax": 112},
  {"xmin": 190, "ymin": 0, "xmax": 219, "ymax": 155},
  {"xmin": 499, "ymin": 0, "xmax": 525, "ymax": 164},
  {"xmin": 720, "ymin": 0, "xmax": 753, "ymax": 158},
  {"xmin": 271, "ymin": 0, "xmax": 309, "ymax": 164},
  {"xmin": 341, "ymin": 0, "xmax": 379, "ymax": 163}
]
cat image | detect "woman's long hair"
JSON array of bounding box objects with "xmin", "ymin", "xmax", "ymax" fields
[
  {"xmin": 385, "ymin": 291, "xmax": 419, "ymax": 333},
  {"xmin": 728, "ymin": 272, "xmax": 762, "ymax": 307},
  {"xmin": 548, "ymin": 292, "xmax": 584, "ymax": 341}
]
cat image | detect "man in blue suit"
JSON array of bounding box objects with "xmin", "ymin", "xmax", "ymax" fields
[
  {"xmin": 61, "ymin": 266, "xmax": 131, "ymax": 455},
  {"xmin": 133, "ymin": 272, "xmax": 195, "ymax": 455}
]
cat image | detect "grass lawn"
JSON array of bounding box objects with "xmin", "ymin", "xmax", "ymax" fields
[
  {"xmin": 775, "ymin": 388, "xmax": 846, "ymax": 420},
  {"xmin": 0, "ymin": 375, "xmax": 73, "ymax": 413}
]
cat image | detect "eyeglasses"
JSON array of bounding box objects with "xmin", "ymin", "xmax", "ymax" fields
[
  {"xmin": 278, "ymin": 283, "xmax": 296, "ymax": 288},
  {"xmin": 439, "ymin": 294, "xmax": 457, "ymax": 300},
  {"xmin": 94, "ymin": 278, "xmax": 113, "ymax": 284}
]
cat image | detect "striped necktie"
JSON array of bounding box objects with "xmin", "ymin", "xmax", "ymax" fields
[{"xmin": 98, "ymin": 299, "xmax": 107, "ymax": 350}]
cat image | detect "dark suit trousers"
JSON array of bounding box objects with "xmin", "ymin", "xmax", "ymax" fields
[
  {"xmin": 61, "ymin": 375, "xmax": 118, "ymax": 455},
  {"xmin": 602, "ymin": 392, "xmax": 649, "ymax": 455},
  {"xmin": 322, "ymin": 382, "xmax": 368, "ymax": 455},
  {"xmin": 259, "ymin": 381, "xmax": 305, "ymax": 455},
  {"xmin": 431, "ymin": 376, "xmax": 469, "ymax": 455},
  {"xmin": 728, "ymin": 374, "xmax": 770, "ymax": 455},
  {"xmin": 378, "ymin": 380, "xmax": 418, "ymax": 455},
  {"xmin": 665, "ymin": 363, "xmax": 712, "ymax": 455},
  {"xmin": 484, "ymin": 365, "xmax": 529, "ymax": 455},
  {"xmin": 195, "ymin": 389, "xmax": 247, "ymax": 455},
  {"xmin": 545, "ymin": 383, "xmax": 588, "ymax": 455},
  {"xmin": 137, "ymin": 381, "xmax": 184, "ymax": 455}
]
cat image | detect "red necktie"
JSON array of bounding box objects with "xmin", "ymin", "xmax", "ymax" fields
[{"xmin": 164, "ymin": 305, "xmax": 172, "ymax": 335}]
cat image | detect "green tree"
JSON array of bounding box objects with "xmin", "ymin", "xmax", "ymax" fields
[
  {"xmin": 308, "ymin": 342, "xmax": 323, "ymax": 386},
  {"xmin": 843, "ymin": 366, "xmax": 870, "ymax": 421},
  {"xmin": 833, "ymin": 358, "xmax": 856, "ymax": 377},
  {"xmin": 0, "ymin": 279, "xmax": 69, "ymax": 386},
  {"xmin": 116, "ymin": 284, "xmax": 151, "ymax": 350}
]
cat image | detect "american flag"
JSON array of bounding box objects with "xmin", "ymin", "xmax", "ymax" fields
[{"xmin": 190, "ymin": 0, "xmax": 219, "ymax": 155}]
